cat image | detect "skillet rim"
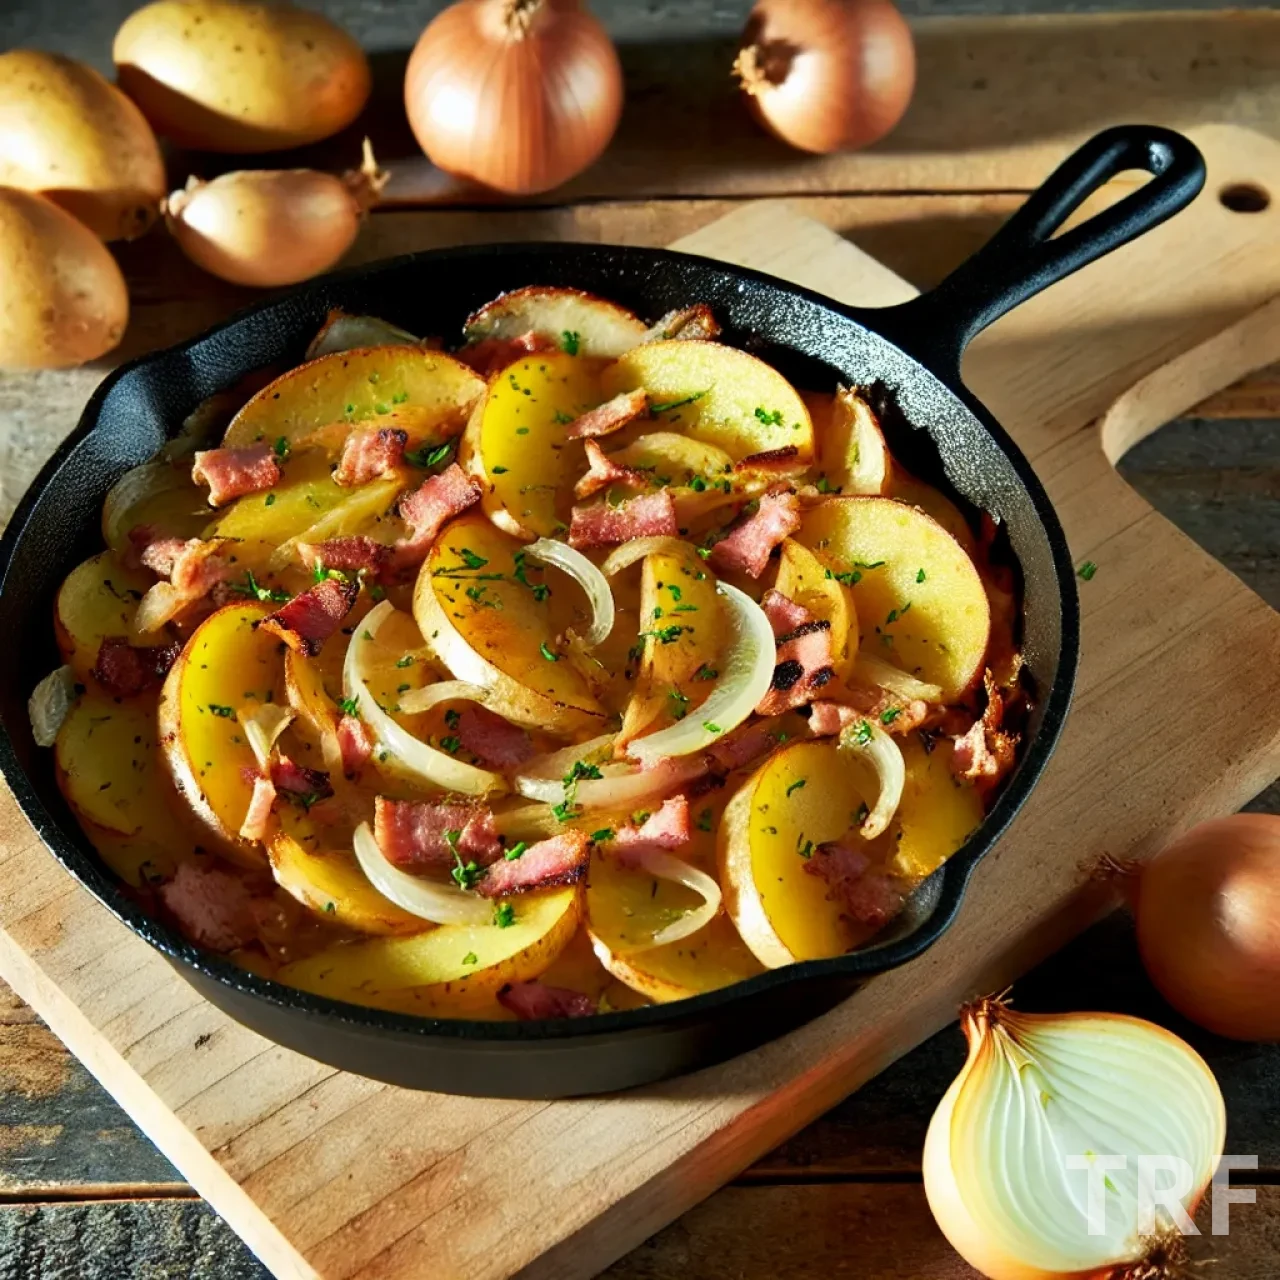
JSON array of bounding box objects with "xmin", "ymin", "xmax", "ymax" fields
[{"xmin": 0, "ymin": 240, "xmax": 1079, "ymax": 1044}]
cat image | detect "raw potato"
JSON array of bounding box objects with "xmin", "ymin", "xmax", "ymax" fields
[
  {"xmin": 414, "ymin": 513, "xmax": 605, "ymax": 735},
  {"xmin": 54, "ymin": 552, "xmax": 156, "ymax": 682},
  {"xmin": 222, "ymin": 347, "xmax": 483, "ymax": 451},
  {"xmin": 113, "ymin": 0, "xmax": 371, "ymax": 152},
  {"xmin": 458, "ymin": 350, "xmax": 603, "ymax": 538},
  {"xmin": 277, "ymin": 885, "xmax": 582, "ymax": 1013},
  {"xmin": 774, "ymin": 538, "xmax": 857, "ymax": 677},
  {"xmin": 798, "ymin": 497, "xmax": 990, "ymax": 699},
  {"xmin": 0, "ymin": 51, "xmax": 165, "ymax": 241},
  {"xmin": 463, "ymin": 286, "xmax": 646, "ymax": 358},
  {"xmin": 158, "ymin": 602, "xmax": 280, "ymax": 861},
  {"xmin": 600, "ymin": 341, "xmax": 814, "ymax": 461},
  {"xmin": 0, "ymin": 188, "xmax": 129, "ymax": 370}
]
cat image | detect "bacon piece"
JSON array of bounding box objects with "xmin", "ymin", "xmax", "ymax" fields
[
  {"xmin": 297, "ymin": 535, "xmax": 392, "ymax": 577},
  {"xmin": 644, "ymin": 304, "xmax": 720, "ymax": 344},
  {"xmin": 706, "ymin": 723, "xmax": 777, "ymax": 774},
  {"xmin": 573, "ymin": 439, "xmax": 649, "ymax": 501},
  {"xmin": 158, "ymin": 862, "xmax": 265, "ymax": 952},
  {"xmin": 611, "ymin": 796, "xmax": 691, "ymax": 867},
  {"xmin": 757, "ymin": 620, "xmax": 835, "ymax": 716},
  {"xmin": 333, "ymin": 427, "xmax": 408, "ymax": 487},
  {"xmin": 239, "ymin": 775, "xmax": 277, "ymax": 842},
  {"xmin": 373, "ymin": 796, "xmax": 502, "ymax": 871},
  {"xmin": 477, "ymin": 830, "xmax": 589, "ymax": 898},
  {"xmin": 808, "ymin": 701, "xmax": 863, "ymax": 737},
  {"xmin": 131, "ymin": 528, "xmax": 187, "ymax": 576},
  {"xmin": 735, "ymin": 446, "xmax": 803, "ymax": 475},
  {"xmin": 456, "ymin": 704, "xmax": 534, "ymax": 769},
  {"xmin": 498, "ymin": 981, "xmax": 595, "ymax": 1020},
  {"xmin": 337, "ymin": 714, "xmax": 373, "ymax": 778},
  {"xmin": 261, "ymin": 576, "xmax": 359, "ymax": 657},
  {"xmin": 565, "ymin": 388, "xmax": 650, "ymax": 440},
  {"xmin": 191, "ymin": 444, "xmax": 281, "ymax": 507},
  {"xmin": 270, "ymin": 755, "xmax": 333, "ymax": 800},
  {"xmin": 569, "ymin": 490, "xmax": 678, "ymax": 550},
  {"xmin": 762, "ymin": 588, "xmax": 812, "ymax": 638},
  {"xmin": 708, "ymin": 491, "xmax": 801, "ymax": 578},
  {"xmin": 391, "ymin": 463, "xmax": 483, "ymax": 572},
  {"xmin": 951, "ymin": 670, "xmax": 1019, "ymax": 796},
  {"xmin": 805, "ymin": 840, "xmax": 908, "ymax": 927},
  {"xmin": 458, "ymin": 331, "xmax": 559, "ymax": 377},
  {"xmin": 91, "ymin": 636, "xmax": 181, "ymax": 697}
]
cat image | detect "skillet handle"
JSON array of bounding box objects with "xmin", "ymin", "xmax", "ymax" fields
[{"xmin": 858, "ymin": 125, "xmax": 1206, "ymax": 375}]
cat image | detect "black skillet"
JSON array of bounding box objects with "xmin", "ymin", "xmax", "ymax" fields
[{"xmin": 0, "ymin": 125, "xmax": 1204, "ymax": 1098}]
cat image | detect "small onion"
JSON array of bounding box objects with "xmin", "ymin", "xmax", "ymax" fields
[
  {"xmin": 352, "ymin": 821, "xmax": 491, "ymax": 926},
  {"xmin": 854, "ymin": 652, "xmax": 943, "ymax": 702},
  {"xmin": 29, "ymin": 666, "xmax": 76, "ymax": 748},
  {"xmin": 345, "ymin": 601, "xmax": 505, "ymax": 796},
  {"xmin": 619, "ymin": 851, "xmax": 722, "ymax": 952},
  {"xmin": 837, "ymin": 716, "xmax": 904, "ymax": 838},
  {"xmin": 525, "ymin": 537, "xmax": 614, "ymax": 647},
  {"xmin": 404, "ymin": 0, "xmax": 624, "ymax": 195},
  {"xmin": 924, "ymin": 995, "xmax": 1225, "ymax": 1280},
  {"xmin": 735, "ymin": 0, "xmax": 916, "ymax": 155},
  {"xmin": 164, "ymin": 141, "xmax": 387, "ymax": 288},
  {"xmin": 1135, "ymin": 814, "xmax": 1280, "ymax": 1042},
  {"xmin": 626, "ymin": 583, "xmax": 775, "ymax": 767}
]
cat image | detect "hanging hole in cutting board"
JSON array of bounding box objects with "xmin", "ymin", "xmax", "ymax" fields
[{"xmin": 1219, "ymin": 182, "xmax": 1270, "ymax": 213}]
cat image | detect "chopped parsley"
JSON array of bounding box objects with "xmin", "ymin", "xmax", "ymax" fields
[
  {"xmin": 880, "ymin": 707, "xmax": 902, "ymax": 726},
  {"xmin": 650, "ymin": 390, "xmax": 708, "ymax": 415},
  {"xmin": 885, "ymin": 609, "xmax": 900, "ymax": 625},
  {"xmin": 228, "ymin": 570, "xmax": 290, "ymax": 604},
  {"xmin": 855, "ymin": 559, "xmax": 886, "ymax": 570},
  {"xmin": 324, "ymin": 901, "xmax": 337, "ymax": 913},
  {"xmin": 504, "ymin": 841, "xmax": 528, "ymax": 861},
  {"xmin": 916, "ymin": 567, "xmax": 927, "ymax": 583},
  {"xmin": 513, "ymin": 550, "xmax": 551, "ymax": 602},
  {"xmin": 754, "ymin": 406, "xmax": 784, "ymax": 425},
  {"xmin": 1078, "ymin": 560, "xmax": 1098, "ymax": 581},
  {"xmin": 667, "ymin": 688, "xmax": 690, "ymax": 720},
  {"xmin": 396, "ymin": 656, "xmax": 415, "ymax": 668},
  {"xmin": 552, "ymin": 410, "xmax": 574, "ymax": 425},
  {"xmin": 815, "ymin": 475, "xmax": 841, "ymax": 495},
  {"xmin": 265, "ymin": 493, "xmax": 276, "ymax": 507},
  {"xmin": 555, "ymin": 759, "xmax": 603, "ymax": 821},
  {"xmin": 405, "ymin": 442, "xmax": 452, "ymax": 468},
  {"xmin": 639, "ymin": 624, "xmax": 686, "ymax": 645},
  {"xmin": 461, "ymin": 951, "xmax": 479, "ymax": 965},
  {"xmin": 696, "ymin": 808, "xmax": 713, "ymax": 833},
  {"xmin": 492, "ymin": 465, "xmax": 508, "ymax": 474},
  {"xmin": 456, "ymin": 547, "xmax": 488, "ymax": 570},
  {"xmin": 590, "ymin": 828, "xmax": 615, "ymax": 843},
  {"xmin": 797, "ymin": 838, "xmax": 814, "ymax": 860},
  {"xmin": 444, "ymin": 708, "xmax": 460, "ymax": 729},
  {"xmin": 439, "ymin": 735, "xmax": 461, "ymax": 754},
  {"xmin": 694, "ymin": 664, "xmax": 718, "ymax": 681},
  {"xmin": 448, "ymin": 832, "xmax": 482, "ymax": 891},
  {"xmin": 208, "ymin": 703, "xmax": 235, "ymax": 719},
  {"xmin": 336, "ymin": 696, "xmax": 360, "ymax": 718},
  {"xmin": 540, "ymin": 641, "xmax": 559, "ymax": 662},
  {"xmin": 785, "ymin": 778, "xmax": 806, "ymax": 797},
  {"xmin": 312, "ymin": 561, "xmax": 348, "ymax": 584},
  {"xmin": 493, "ymin": 903, "xmax": 516, "ymax": 929},
  {"xmin": 703, "ymin": 720, "xmax": 722, "ymax": 734},
  {"xmin": 689, "ymin": 475, "xmax": 707, "ymax": 492},
  {"xmin": 695, "ymin": 547, "xmax": 712, "ymax": 560},
  {"xmin": 272, "ymin": 436, "xmax": 290, "ymax": 459},
  {"xmin": 825, "ymin": 567, "xmax": 862, "ymax": 587},
  {"xmin": 852, "ymin": 719, "xmax": 874, "ymax": 746},
  {"xmin": 561, "ymin": 330, "xmax": 580, "ymax": 356},
  {"xmin": 392, "ymin": 391, "xmax": 409, "ymax": 405}
]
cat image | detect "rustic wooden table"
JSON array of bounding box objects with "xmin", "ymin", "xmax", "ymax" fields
[{"xmin": 1, "ymin": 2, "xmax": 1278, "ymax": 1275}]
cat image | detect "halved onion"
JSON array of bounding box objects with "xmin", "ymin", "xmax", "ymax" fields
[
  {"xmin": 344, "ymin": 601, "xmax": 505, "ymax": 796},
  {"xmin": 626, "ymin": 583, "xmax": 775, "ymax": 767},
  {"xmin": 242, "ymin": 704, "xmax": 295, "ymax": 769},
  {"xmin": 352, "ymin": 821, "xmax": 490, "ymax": 925},
  {"xmin": 621, "ymin": 851, "xmax": 722, "ymax": 951},
  {"xmin": 600, "ymin": 535, "xmax": 690, "ymax": 577},
  {"xmin": 525, "ymin": 537, "xmax": 614, "ymax": 647},
  {"xmin": 838, "ymin": 717, "xmax": 905, "ymax": 839},
  {"xmin": 855, "ymin": 653, "xmax": 944, "ymax": 703}
]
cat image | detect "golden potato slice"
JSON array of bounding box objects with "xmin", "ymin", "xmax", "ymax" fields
[
  {"xmin": 600, "ymin": 341, "xmax": 813, "ymax": 461},
  {"xmin": 457, "ymin": 350, "xmax": 603, "ymax": 538},
  {"xmin": 889, "ymin": 468, "xmax": 977, "ymax": 555},
  {"xmin": 774, "ymin": 538, "xmax": 857, "ymax": 677},
  {"xmin": 414, "ymin": 513, "xmax": 604, "ymax": 735},
  {"xmin": 221, "ymin": 347, "xmax": 483, "ymax": 451},
  {"xmin": 798, "ymin": 497, "xmax": 990, "ymax": 699},
  {"xmin": 268, "ymin": 832, "xmax": 427, "ymax": 936},
  {"xmin": 463, "ymin": 286, "xmax": 646, "ymax": 358},
  {"xmin": 277, "ymin": 884, "xmax": 581, "ymax": 1013},
  {"xmin": 158, "ymin": 602, "xmax": 281, "ymax": 861},
  {"xmin": 891, "ymin": 734, "xmax": 983, "ymax": 881},
  {"xmin": 719, "ymin": 740, "xmax": 874, "ymax": 967},
  {"xmin": 54, "ymin": 552, "xmax": 156, "ymax": 682}
]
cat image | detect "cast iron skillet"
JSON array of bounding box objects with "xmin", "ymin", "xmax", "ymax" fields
[{"xmin": 0, "ymin": 125, "xmax": 1204, "ymax": 1098}]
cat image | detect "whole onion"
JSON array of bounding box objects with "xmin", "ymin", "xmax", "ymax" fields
[
  {"xmin": 734, "ymin": 0, "xmax": 916, "ymax": 154},
  {"xmin": 404, "ymin": 0, "xmax": 623, "ymax": 195}
]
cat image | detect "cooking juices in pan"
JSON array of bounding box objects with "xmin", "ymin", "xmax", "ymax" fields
[{"xmin": 39, "ymin": 286, "xmax": 1028, "ymax": 1023}]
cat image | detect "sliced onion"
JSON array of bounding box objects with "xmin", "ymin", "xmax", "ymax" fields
[
  {"xmin": 306, "ymin": 312, "xmax": 420, "ymax": 360},
  {"xmin": 626, "ymin": 583, "xmax": 775, "ymax": 767},
  {"xmin": 855, "ymin": 653, "xmax": 944, "ymax": 703},
  {"xmin": 345, "ymin": 601, "xmax": 505, "ymax": 796},
  {"xmin": 133, "ymin": 581, "xmax": 185, "ymax": 636},
  {"xmin": 525, "ymin": 537, "xmax": 614, "ymax": 647},
  {"xmin": 352, "ymin": 821, "xmax": 490, "ymax": 925},
  {"xmin": 624, "ymin": 851, "xmax": 722, "ymax": 952},
  {"xmin": 514, "ymin": 735, "xmax": 706, "ymax": 813},
  {"xmin": 397, "ymin": 678, "xmax": 493, "ymax": 717},
  {"xmin": 29, "ymin": 665, "xmax": 76, "ymax": 748},
  {"xmin": 242, "ymin": 704, "xmax": 295, "ymax": 769},
  {"xmin": 834, "ymin": 387, "xmax": 889, "ymax": 495},
  {"xmin": 102, "ymin": 462, "xmax": 187, "ymax": 552},
  {"xmin": 600, "ymin": 535, "xmax": 690, "ymax": 577},
  {"xmin": 837, "ymin": 717, "xmax": 905, "ymax": 839}
]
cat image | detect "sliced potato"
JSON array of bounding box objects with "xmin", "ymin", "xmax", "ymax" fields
[
  {"xmin": 158, "ymin": 602, "xmax": 280, "ymax": 861},
  {"xmin": 102, "ymin": 460, "xmax": 210, "ymax": 557},
  {"xmin": 600, "ymin": 341, "xmax": 813, "ymax": 461},
  {"xmin": 719, "ymin": 740, "xmax": 874, "ymax": 967},
  {"xmin": 774, "ymin": 538, "xmax": 857, "ymax": 677},
  {"xmin": 54, "ymin": 552, "xmax": 156, "ymax": 682},
  {"xmin": 222, "ymin": 347, "xmax": 484, "ymax": 451},
  {"xmin": 888, "ymin": 468, "xmax": 977, "ymax": 554},
  {"xmin": 891, "ymin": 734, "xmax": 983, "ymax": 881},
  {"xmin": 277, "ymin": 884, "xmax": 581, "ymax": 1013},
  {"xmin": 458, "ymin": 350, "xmax": 603, "ymax": 538},
  {"xmin": 610, "ymin": 431, "xmax": 733, "ymax": 481},
  {"xmin": 798, "ymin": 497, "xmax": 990, "ymax": 699},
  {"xmin": 414, "ymin": 513, "xmax": 604, "ymax": 735},
  {"xmin": 268, "ymin": 832, "xmax": 427, "ymax": 936},
  {"xmin": 463, "ymin": 286, "xmax": 646, "ymax": 359}
]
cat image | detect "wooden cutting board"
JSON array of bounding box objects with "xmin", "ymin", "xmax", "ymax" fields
[{"xmin": 2, "ymin": 123, "xmax": 1279, "ymax": 1280}]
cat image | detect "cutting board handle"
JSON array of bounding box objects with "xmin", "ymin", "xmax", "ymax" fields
[{"xmin": 856, "ymin": 125, "xmax": 1206, "ymax": 378}]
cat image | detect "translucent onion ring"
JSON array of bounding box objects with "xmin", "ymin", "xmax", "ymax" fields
[
  {"xmin": 621, "ymin": 850, "xmax": 722, "ymax": 952},
  {"xmin": 526, "ymin": 537, "xmax": 614, "ymax": 647},
  {"xmin": 855, "ymin": 653, "xmax": 944, "ymax": 703},
  {"xmin": 600, "ymin": 535, "xmax": 690, "ymax": 577},
  {"xmin": 352, "ymin": 821, "xmax": 491, "ymax": 925},
  {"xmin": 838, "ymin": 717, "xmax": 905, "ymax": 839},
  {"xmin": 242, "ymin": 704, "xmax": 294, "ymax": 769}
]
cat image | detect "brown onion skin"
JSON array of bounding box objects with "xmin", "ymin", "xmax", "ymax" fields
[
  {"xmin": 1136, "ymin": 814, "xmax": 1280, "ymax": 1042},
  {"xmin": 404, "ymin": 0, "xmax": 623, "ymax": 195},
  {"xmin": 736, "ymin": 0, "xmax": 915, "ymax": 154}
]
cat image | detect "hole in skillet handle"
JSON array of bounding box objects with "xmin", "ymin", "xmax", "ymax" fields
[
  {"xmin": 1219, "ymin": 182, "xmax": 1270, "ymax": 214},
  {"xmin": 846, "ymin": 125, "xmax": 1207, "ymax": 380}
]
